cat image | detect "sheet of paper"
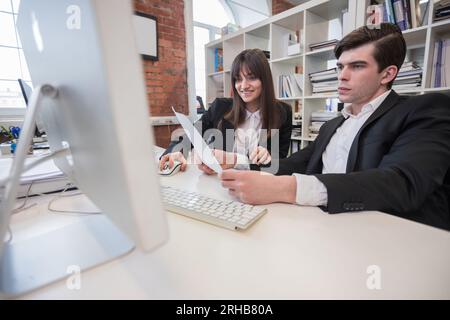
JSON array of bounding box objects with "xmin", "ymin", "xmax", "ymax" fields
[
  {"xmin": 172, "ymin": 107, "xmax": 223, "ymax": 174},
  {"xmin": 0, "ymin": 155, "xmax": 64, "ymax": 183}
]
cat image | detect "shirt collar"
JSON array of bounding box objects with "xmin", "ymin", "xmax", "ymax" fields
[
  {"xmin": 245, "ymin": 109, "xmax": 261, "ymax": 121},
  {"xmin": 341, "ymin": 90, "xmax": 392, "ymax": 119}
]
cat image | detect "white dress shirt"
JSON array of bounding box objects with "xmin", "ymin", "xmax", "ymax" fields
[
  {"xmin": 233, "ymin": 109, "xmax": 262, "ymax": 167},
  {"xmin": 294, "ymin": 90, "xmax": 392, "ymax": 206}
]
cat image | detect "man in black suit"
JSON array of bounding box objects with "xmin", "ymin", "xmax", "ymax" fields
[{"xmin": 220, "ymin": 23, "xmax": 450, "ymax": 231}]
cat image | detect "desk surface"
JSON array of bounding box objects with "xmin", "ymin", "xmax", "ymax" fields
[{"xmin": 9, "ymin": 151, "xmax": 450, "ymax": 299}]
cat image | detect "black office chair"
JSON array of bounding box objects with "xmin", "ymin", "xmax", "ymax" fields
[{"xmin": 196, "ymin": 96, "xmax": 205, "ymax": 114}]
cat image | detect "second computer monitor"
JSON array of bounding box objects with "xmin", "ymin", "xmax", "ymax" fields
[{"xmin": 16, "ymin": 0, "xmax": 169, "ymax": 251}]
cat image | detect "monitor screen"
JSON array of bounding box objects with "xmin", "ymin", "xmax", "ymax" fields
[{"xmin": 18, "ymin": 78, "xmax": 45, "ymax": 137}]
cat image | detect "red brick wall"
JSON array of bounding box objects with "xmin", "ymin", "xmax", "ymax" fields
[
  {"xmin": 272, "ymin": 0, "xmax": 295, "ymax": 15},
  {"xmin": 134, "ymin": 0, "xmax": 187, "ymax": 148}
]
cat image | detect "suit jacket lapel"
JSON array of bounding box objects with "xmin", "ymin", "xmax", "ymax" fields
[{"xmin": 346, "ymin": 90, "xmax": 400, "ymax": 172}]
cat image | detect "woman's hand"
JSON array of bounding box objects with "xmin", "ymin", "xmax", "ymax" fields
[
  {"xmin": 159, "ymin": 151, "xmax": 188, "ymax": 172},
  {"xmin": 197, "ymin": 149, "xmax": 237, "ymax": 175},
  {"xmin": 249, "ymin": 146, "xmax": 271, "ymax": 165}
]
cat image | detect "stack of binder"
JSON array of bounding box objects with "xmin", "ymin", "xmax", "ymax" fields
[
  {"xmin": 393, "ymin": 61, "xmax": 423, "ymax": 90},
  {"xmin": 309, "ymin": 68, "xmax": 338, "ymax": 94},
  {"xmin": 0, "ymin": 155, "xmax": 72, "ymax": 198},
  {"xmin": 309, "ymin": 111, "xmax": 340, "ymax": 139},
  {"xmin": 434, "ymin": 0, "xmax": 450, "ymax": 22}
]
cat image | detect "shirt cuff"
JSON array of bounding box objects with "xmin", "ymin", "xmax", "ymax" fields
[
  {"xmin": 234, "ymin": 153, "xmax": 250, "ymax": 170},
  {"xmin": 293, "ymin": 174, "xmax": 328, "ymax": 206}
]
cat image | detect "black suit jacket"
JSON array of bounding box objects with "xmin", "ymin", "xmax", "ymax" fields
[
  {"xmin": 163, "ymin": 97, "xmax": 293, "ymax": 161},
  {"xmin": 274, "ymin": 91, "xmax": 450, "ymax": 230}
]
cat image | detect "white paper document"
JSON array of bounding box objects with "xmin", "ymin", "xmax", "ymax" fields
[
  {"xmin": 0, "ymin": 155, "xmax": 70, "ymax": 197},
  {"xmin": 0, "ymin": 155, "xmax": 64, "ymax": 183},
  {"xmin": 172, "ymin": 107, "xmax": 223, "ymax": 174}
]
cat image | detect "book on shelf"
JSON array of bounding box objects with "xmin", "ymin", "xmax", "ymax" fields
[
  {"xmin": 278, "ymin": 74, "xmax": 303, "ymax": 98},
  {"xmin": 293, "ymin": 74, "xmax": 304, "ymax": 91},
  {"xmin": 309, "ymin": 68, "xmax": 338, "ymax": 94},
  {"xmin": 398, "ymin": 60, "xmax": 420, "ymax": 72},
  {"xmin": 368, "ymin": 0, "xmax": 428, "ymax": 29},
  {"xmin": 291, "ymin": 127, "xmax": 302, "ymax": 138},
  {"xmin": 394, "ymin": 60, "xmax": 423, "ymax": 89},
  {"xmin": 309, "ymin": 121, "xmax": 324, "ymax": 134},
  {"xmin": 392, "ymin": 0, "xmax": 407, "ymax": 30},
  {"xmin": 395, "ymin": 74, "xmax": 422, "ymax": 81},
  {"xmin": 305, "ymin": 110, "xmax": 340, "ymax": 140},
  {"xmin": 312, "ymin": 86, "xmax": 339, "ymax": 94},
  {"xmin": 383, "ymin": 0, "xmax": 396, "ymax": 24},
  {"xmin": 392, "ymin": 82, "xmax": 421, "ymax": 90},
  {"xmin": 433, "ymin": 0, "xmax": 450, "ymax": 22},
  {"xmin": 214, "ymin": 48, "xmax": 223, "ymax": 72},
  {"xmin": 410, "ymin": 0, "xmax": 421, "ymax": 28},
  {"xmin": 404, "ymin": 0, "xmax": 412, "ymax": 29},
  {"xmin": 431, "ymin": 38, "xmax": 450, "ymax": 88},
  {"xmin": 394, "ymin": 76, "xmax": 422, "ymax": 84},
  {"xmin": 312, "ymin": 80, "xmax": 339, "ymax": 88},
  {"xmin": 309, "ymin": 67, "xmax": 337, "ymax": 77},
  {"xmin": 309, "ymin": 39, "xmax": 339, "ymax": 51},
  {"xmin": 311, "ymin": 110, "xmax": 340, "ymax": 121},
  {"xmin": 397, "ymin": 69, "xmax": 423, "ymax": 77},
  {"xmin": 420, "ymin": 0, "xmax": 430, "ymax": 25},
  {"xmin": 310, "ymin": 74, "xmax": 339, "ymax": 82}
]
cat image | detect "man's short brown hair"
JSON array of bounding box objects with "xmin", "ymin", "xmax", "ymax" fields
[{"xmin": 334, "ymin": 23, "xmax": 406, "ymax": 89}]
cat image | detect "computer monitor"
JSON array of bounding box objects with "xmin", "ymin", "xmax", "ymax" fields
[
  {"xmin": 0, "ymin": 0, "xmax": 168, "ymax": 297},
  {"xmin": 17, "ymin": 78, "xmax": 45, "ymax": 138}
]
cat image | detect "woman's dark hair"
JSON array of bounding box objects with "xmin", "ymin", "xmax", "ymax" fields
[
  {"xmin": 224, "ymin": 49, "xmax": 281, "ymax": 133},
  {"xmin": 334, "ymin": 23, "xmax": 406, "ymax": 89}
]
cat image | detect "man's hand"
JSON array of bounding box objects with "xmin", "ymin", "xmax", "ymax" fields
[
  {"xmin": 219, "ymin": 169, "xmax": 297, "ymax": 205},
  {"xmin": 197, "ymin": 149, "xmax": 237, "ymax": 175},
  {"xmin": 249, "ymin": 146, "xmax": 271, "ymax": 165}
]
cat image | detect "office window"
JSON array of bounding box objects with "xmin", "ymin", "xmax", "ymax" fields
[
  {"xmin": 193, "ymin": 0, "xmax": 234, "ymax": 106},
  {"xmin": 0, "ymin": 0, "xmax": 31, "ymax": 114},
  {"xmin": 193, "ymin": 0, "xmax": 232, "ymax": 27}
]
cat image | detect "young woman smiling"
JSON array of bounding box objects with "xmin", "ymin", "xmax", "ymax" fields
[{"xmin": 159, "ymin": 49, "xmax": 292, "ymax": 174}]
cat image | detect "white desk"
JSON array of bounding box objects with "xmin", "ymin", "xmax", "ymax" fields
[{"xmin": 8, "ymin": 154, "xmax": 450, "ymax": 299}]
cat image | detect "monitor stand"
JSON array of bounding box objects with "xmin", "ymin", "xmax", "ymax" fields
[
  {"xmin": 0, "ymin": 215, "xmax": 134, "ymax": 297},
  {"xmin": 0, "ymin": 85, "xmax": 134, "ymax": 298}
]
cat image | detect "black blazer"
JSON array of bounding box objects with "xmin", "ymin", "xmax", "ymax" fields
[
  {"xmin": 163, "ymin": 97, "xmax": 293, "ymax": 161},
  {"xmin": 273, "ymin": 91, "xmax": 450, "ymax": 230}
]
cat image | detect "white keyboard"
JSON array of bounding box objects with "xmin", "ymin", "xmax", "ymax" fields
[{"xmin": 160, "ymin": 186, "xmax": 267, "ymax": 230}]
